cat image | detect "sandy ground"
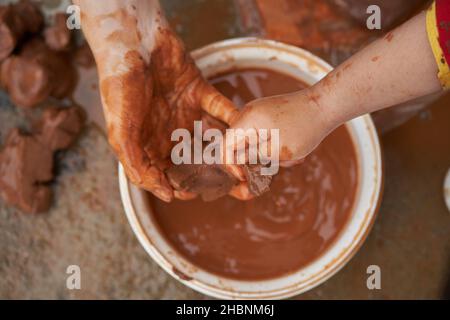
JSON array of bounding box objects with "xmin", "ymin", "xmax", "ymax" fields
[{"xmin": 0, "ymin": 0, "xmax": 449, "ymax": 299}]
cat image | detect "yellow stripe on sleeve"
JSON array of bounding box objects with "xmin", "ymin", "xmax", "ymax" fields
[{"xmin": 426, "ymin": 1, "xmax": 450, "ymax": 89}]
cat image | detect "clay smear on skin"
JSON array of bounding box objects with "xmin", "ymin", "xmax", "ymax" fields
[{"xmin": 385, "ymin": 32, "xmax": 394, "ymax": 42}]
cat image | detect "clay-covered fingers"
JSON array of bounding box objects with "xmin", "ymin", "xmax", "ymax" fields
[
  {"xmin": 224, "ymin": 103, "xmax": 273, "ymax": 166},
  {"xmin": 173, "ymin": 190, "xmax": 198, "ymax": 200},
  {"xmin": 193, "ymin": 81, "xmax": 247, "ymax": 183},
  {"xmin": 229, "ymin": 182, "xmax": 254, "ymax": 201},
  {"xmin": 215, "ymin": 133, "xmax": 246, "ymax": 182},
  {"xmin": 196, "ymin": 81, "xmax": 240, "ymax": 126},
  {"xmin": 119, "ymin": 149, "xmax": 174, "ymax": 202},
  {"xmin": 123, "ymin": 163, "xmax": 174, "ymax": 202},
  {"xmin": 227, "ymin": 95, "xmax": 312, "ymax": 164}
]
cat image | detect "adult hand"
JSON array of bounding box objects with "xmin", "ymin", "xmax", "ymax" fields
[{"xmin": 75, "ymin": 0, "xmax": 242, "ymax": 201}]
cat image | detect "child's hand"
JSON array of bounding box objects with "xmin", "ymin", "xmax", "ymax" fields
[{"xmin": 228, "ymin": 89, "xmax": 336, "ymax": 167}]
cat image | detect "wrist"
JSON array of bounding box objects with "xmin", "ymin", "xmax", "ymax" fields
[{"xmin": 305, "ymin": 85, "xmax": 343, "ymax": 132}]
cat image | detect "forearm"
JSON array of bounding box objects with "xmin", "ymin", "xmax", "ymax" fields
[
  {"xmin": 312, "ymin": 11, "xmax": 441, "ymax": 127},
  {"xmin": 73, "ymin": 0, "xmax": 165, "ymax": 78},
  {"xmin": 73, "ymin": 0, "xmax": 168, "ymax": 182}
]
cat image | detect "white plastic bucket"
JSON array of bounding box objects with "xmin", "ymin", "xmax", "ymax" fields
[{"xmin": 119, "ymin": 38, "xmax": 383, "ymax": 299}]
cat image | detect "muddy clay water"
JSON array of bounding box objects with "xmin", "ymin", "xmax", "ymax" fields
[{"xmin": 150, "ymin": 68, "xmax": 359, "ymax": 280}]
